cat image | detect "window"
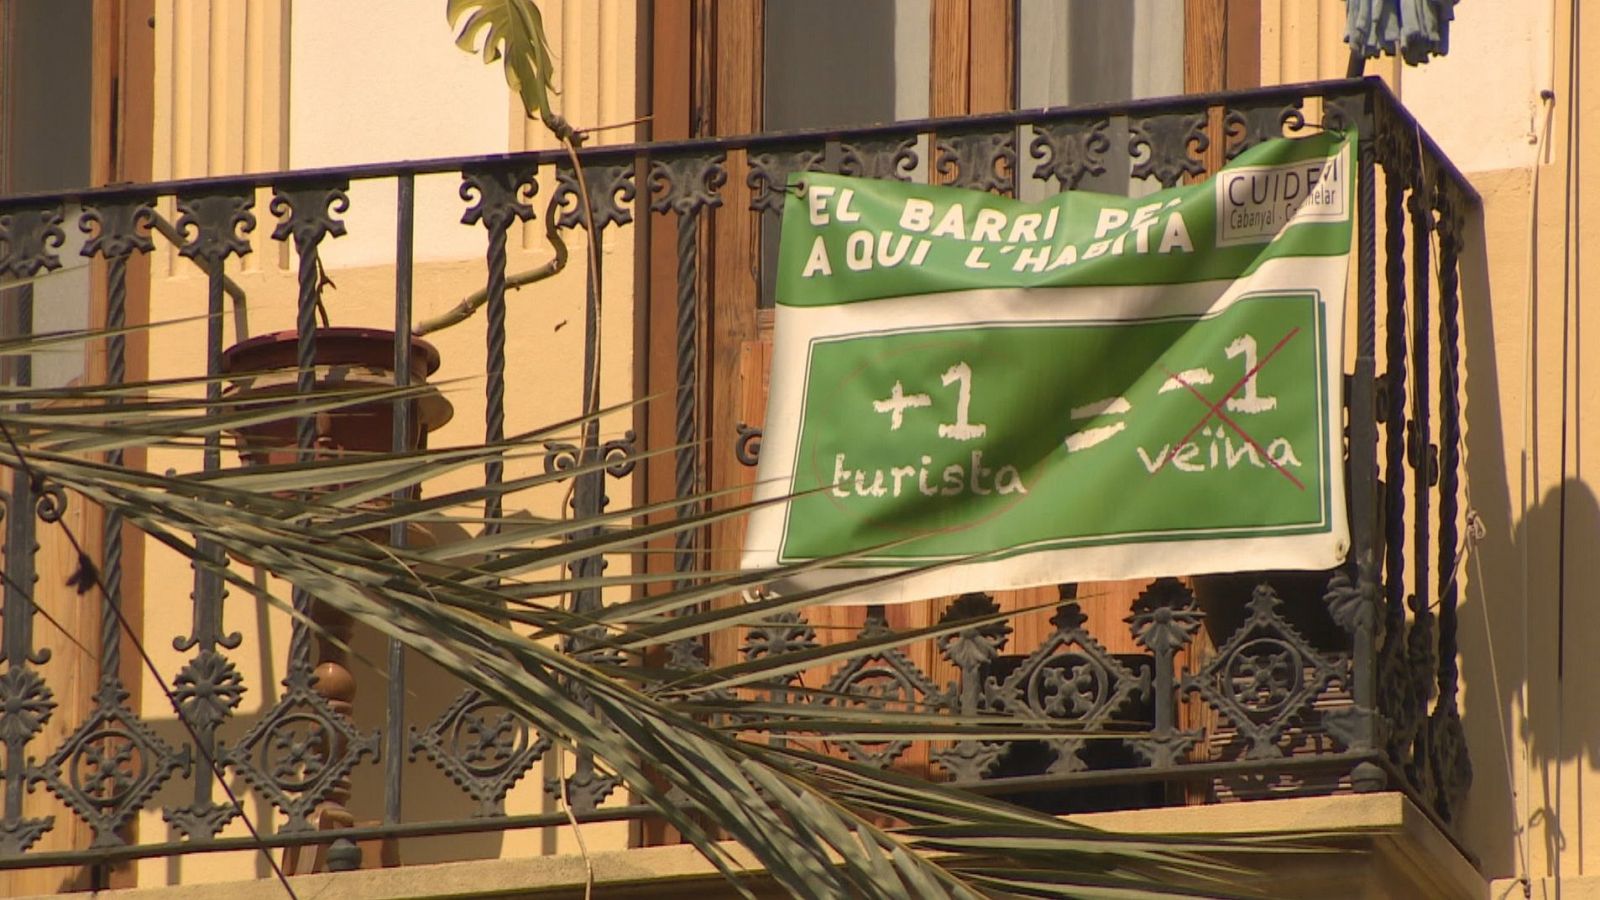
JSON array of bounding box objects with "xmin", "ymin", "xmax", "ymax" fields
[
  {"xmin": 0, "ymin": 0, "xmax": 95, "ymax": 389},
  {"xmin": 764, "ymin": 0, "xmax": 930, "ymax": 130}
]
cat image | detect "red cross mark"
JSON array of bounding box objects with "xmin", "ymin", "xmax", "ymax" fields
[{"xmin": 1155, "ymin": 326, "xmax": 1305, "ymax": 491}]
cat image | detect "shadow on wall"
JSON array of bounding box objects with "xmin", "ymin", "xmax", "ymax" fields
[
  {"xmin": 1456, "ymin": 179, "xmax": 1600, "ymax": 880},
  {"xmin": 1522, "ymin": 479, "xmax": 1600, "ymax": 879}
]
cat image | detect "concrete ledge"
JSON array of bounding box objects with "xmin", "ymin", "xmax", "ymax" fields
[{"xmin": 40, "ymin": 794, "xmax": 1486, "ymax": 900}]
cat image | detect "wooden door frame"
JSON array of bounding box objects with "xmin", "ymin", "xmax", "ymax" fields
[
  {"xmin": 0, "ymin": 0, "xmax": 153, "ymax": 887},
  {"xmin": 631, "ymin": 0, "xmax": 1263, "ymax": 843},
  {"xmin": 637, "ymin": 0, "xmax": 1262, "ymax": 512}
]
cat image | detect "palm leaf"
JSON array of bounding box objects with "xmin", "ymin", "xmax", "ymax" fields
[{"xmin": 0, "ymin": 317, "xmax": 1339, "ymax": 898}]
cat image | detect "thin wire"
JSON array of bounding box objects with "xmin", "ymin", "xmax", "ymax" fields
[
  {"xmin": 1471, "ymin": 522, "xmax": 1533, "ymax": 895},
  {"xmin": 1519, "ymin": 86, "xmax": 1556, "ymax": 895},
  {"xmin": 0, "ymin": 420, "xmax": 302, "ymax": 900},
  {"xmin": 1552, "ymin": 2, "xmax": 1580, "ymax": 890}
]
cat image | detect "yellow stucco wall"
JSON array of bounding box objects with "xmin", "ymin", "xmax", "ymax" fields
[
  {"xmin": 1262, "ymin": 0, "xmax": 1599, "ymax": 891},
  {"xmin": 131, "ymin": 0, "xmax": 640, "ymax": 887}
]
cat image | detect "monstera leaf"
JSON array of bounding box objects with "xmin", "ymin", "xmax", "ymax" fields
[{"xmin": 448, "ymin": 0, "xmax": 558, "ymax": 123}]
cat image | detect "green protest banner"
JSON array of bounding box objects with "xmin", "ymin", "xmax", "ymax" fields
[{"xmin": 742, "ymin": 134, "xmax": 1354, "ymax": 605}]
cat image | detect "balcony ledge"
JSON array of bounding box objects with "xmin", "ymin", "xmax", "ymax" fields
[{"xmin": 40, "ymin": 793, "xmax": 1483, "ymax": 900}]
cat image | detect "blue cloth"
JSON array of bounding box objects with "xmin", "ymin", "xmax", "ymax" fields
[{"xmin": 1345, "ymin": 0, "xmax": 1457, "ymax": 65}]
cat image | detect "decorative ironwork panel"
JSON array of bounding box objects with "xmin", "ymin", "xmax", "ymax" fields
[
  {"xmin": 224, "ymin": 668, "xmax": 380, "ymax": 832},
  {"xmin": 0, "ymin": 667, "xmax": 55, "ymax": 854},
  {"xmin": 1320, "ymin": 567, "xmax": 1381, "ymax": 760},
  {"xmin": 174, "ymin": 193, "xmax": 256, "ymax": 266},
  {"xmin": 735, "ymin": 423, "xmax": 762, "ymax": 467},
  {"xmin": 167, "ymin": 188, "xmax": 257, "ymax": 843},
  {"xmin": 743, "ymin": 612, "xmax": 820, "ymax": 674},
  {"xmin": 1185, "ymin": 584, "xmax": 1339, "ymax": 760},
  {"xmin": 552, "ymin": 161, "xmax": 637, "ymax": 232},
  {"xmin": 461, "ymin": 166, "xmax": 539, "ymax": 232},
  {"xmin": 1222, "ymin": 101, "xmax": 1307, "ymax": 159},
  {"xmin": 839, "ymin": 136, "xmax": 919, "ymax": 182},
  {"xmin": 1128, "ymin": 112, "xmax": 1209, "ymax": 187},
  {"xmin": 1028, "ymin": 119, "xmax": 1111, "ymax": 190},
  {"xmin": 412, "ymin": 689, "xmax": 548, "ymax": 817},
  {"xmin": 934, "ymin": 130, "xmax": 1016, "ymax": 194},
  {"xmin": 747, "ymin": 147, "xmax": 825, "ymax": 214},
  {"xmin": 980, "ymin": 599, "xmax": 1150, "ymax": 777},
  {"xmin": 72, "ymin": 200, "xmax": 159, "ymax": 850},
  {"xmin": 650, "ymin": 154, "xmax": 728, "ymax": 217},
  {"xmin": 818, "ymin": 608, "xmax": 944, "ymax": 769},
  {"xmin": 1125, "ymin": 578, "xmax": 1204, "ymax": 767},
  {"xmin": 462, "ymin": 163, "xmax": 539, "ymax": 535},
  {"xmin": 1321, "ymin": 92, "xmax": 1370, "ymax": 136},
  {"xmin": 80, "ymin": 201, "xmax": 156, "ymax": 260},
  {"xmin": 932, "ymin": 593, "xmax": 1010, "ymax": 781},
  {"xmin": 39, "ymin": 682, "xmax": 189, "ymax": 848},
  {"xmin": 0, "ymin": 205, "xmax": 66, "ymax": 277}
]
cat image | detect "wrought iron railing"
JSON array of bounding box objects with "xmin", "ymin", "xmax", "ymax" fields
[{"xmin": 0, "ymin": 77, "xmax": 1477, "ymax": 879}]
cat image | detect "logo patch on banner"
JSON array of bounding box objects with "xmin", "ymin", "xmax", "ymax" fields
[{"xmin": 743, "ymin": 135, "xmax": 1354, "ymax": 605}]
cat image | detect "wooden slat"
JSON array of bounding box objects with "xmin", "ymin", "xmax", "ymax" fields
[
  {"xmin": 0, "ymin": 4, "xmax": 142, "ymax": 889},
  {"xmin": 1225, "ymin": 0, "xmax": 1262, "ymax": 89},
  {"xmin": 1184, "ymin": 0, "xmax": 1228, "ymax": 94},
  {"xmin": 1185, "ymin": 0, "xmax": 1228, "ymax": 179},
  {"xmin": 929, "ymin": 0, "xmax": 970, "ymax": 117},
  {"xmin": 966, "ymin": 0, "xmax": 1012, "ymax": 113},
  {"xmin": 705, "ymin": 0, "xmax": 763, "ymax": 680},
  {"xmin": 638, "ymin": 0, "xmax": 694, "ymax": 597}
]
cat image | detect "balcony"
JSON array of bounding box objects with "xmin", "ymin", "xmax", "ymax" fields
[{"xmin": 0, "ymin": 78, "xmax": 1478, "ymax": 893}]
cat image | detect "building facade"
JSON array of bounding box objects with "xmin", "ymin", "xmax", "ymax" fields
[{"xmin": 0, "ymin": 2, "xmax": 1592, "ymax": 898}]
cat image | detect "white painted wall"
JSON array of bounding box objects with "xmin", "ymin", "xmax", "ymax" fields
[{"xmin": 289, "ymin": 0, "xmax": 512, "ymax": 266}]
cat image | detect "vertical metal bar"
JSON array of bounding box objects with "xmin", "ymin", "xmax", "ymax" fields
[
  {"xmin": 1432, "ymin": 176, "xmax": 1468, "ymax": 821},
  {"xmin": 483, "ymin": 204, "xmax": 509, "ymax": 538},
  {"xmin": 1408, "ymin": 179, "xmax": 1433, "ymax": 620},
  {"xmin": 572, "ymin": 222, "xmax": 605, "ymax": 620},
  {"xmin": 649, "ymin": 154, "xmax": 722, "ymax": 670},
  {"xmin": 1382, "ymin": 155, "xmax": 1409, "ymax": 634},
  {"xmin": 1347, "ymin": 129, "xmax": 1380, "ymax": 753},
  {"xmin": 386, "ymin": 172, "xmax": 416, "ymax": 825},
  {"xmin": 568, "ymin": 223, "xmax": 606, "ymax": 809},
  {"xmin": 671, "ymin": 208, "xmax": 702, "ymax": 587},
  {"xmin": 191, "ymin": 255, "xmax": 228, "ymax": 819},
  {"xmin": 287, "ymin": 219, "xmax": 322, "ymax": 675},
  {"xmin": 172, "ymin": 188, "xmax": 254, "ymax": 839},
  {"xmin": 1, "ymin": 284, "xmax": 41, "ymax": 842},
  {"xmin": 100, "ymin": 252, "xmax": 129, "ymax": 677},
  {"xmin": 1434, "ymin": 184, "xmax": 1462, "ymax": 700},
  {"xmin": 461, "ymin": 164, "xmax": 535, "ymax": 539},
  {"xmin": 270, "ymin": 182, "xmax": 350, "ymax": 687}
]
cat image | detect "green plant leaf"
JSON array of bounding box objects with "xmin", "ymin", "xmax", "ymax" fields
[{"xmin": 447, "ymin": 0, "xmax": 558, "ymax": 122}]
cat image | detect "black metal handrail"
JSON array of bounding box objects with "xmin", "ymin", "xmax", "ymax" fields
[{"xmin": 0, "ymin": 77, "xmax": 1477, "ymax": 876}]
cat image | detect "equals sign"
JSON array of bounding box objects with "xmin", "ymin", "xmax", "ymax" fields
[{"xmin": 1064, "ymin": 396, "xmax": 1131, "ymax": 453}]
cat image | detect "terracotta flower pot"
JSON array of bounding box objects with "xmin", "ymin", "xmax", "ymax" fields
[{"xmin": 219, "ymin": 327, "xmax": 453, "ymax": 469}]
